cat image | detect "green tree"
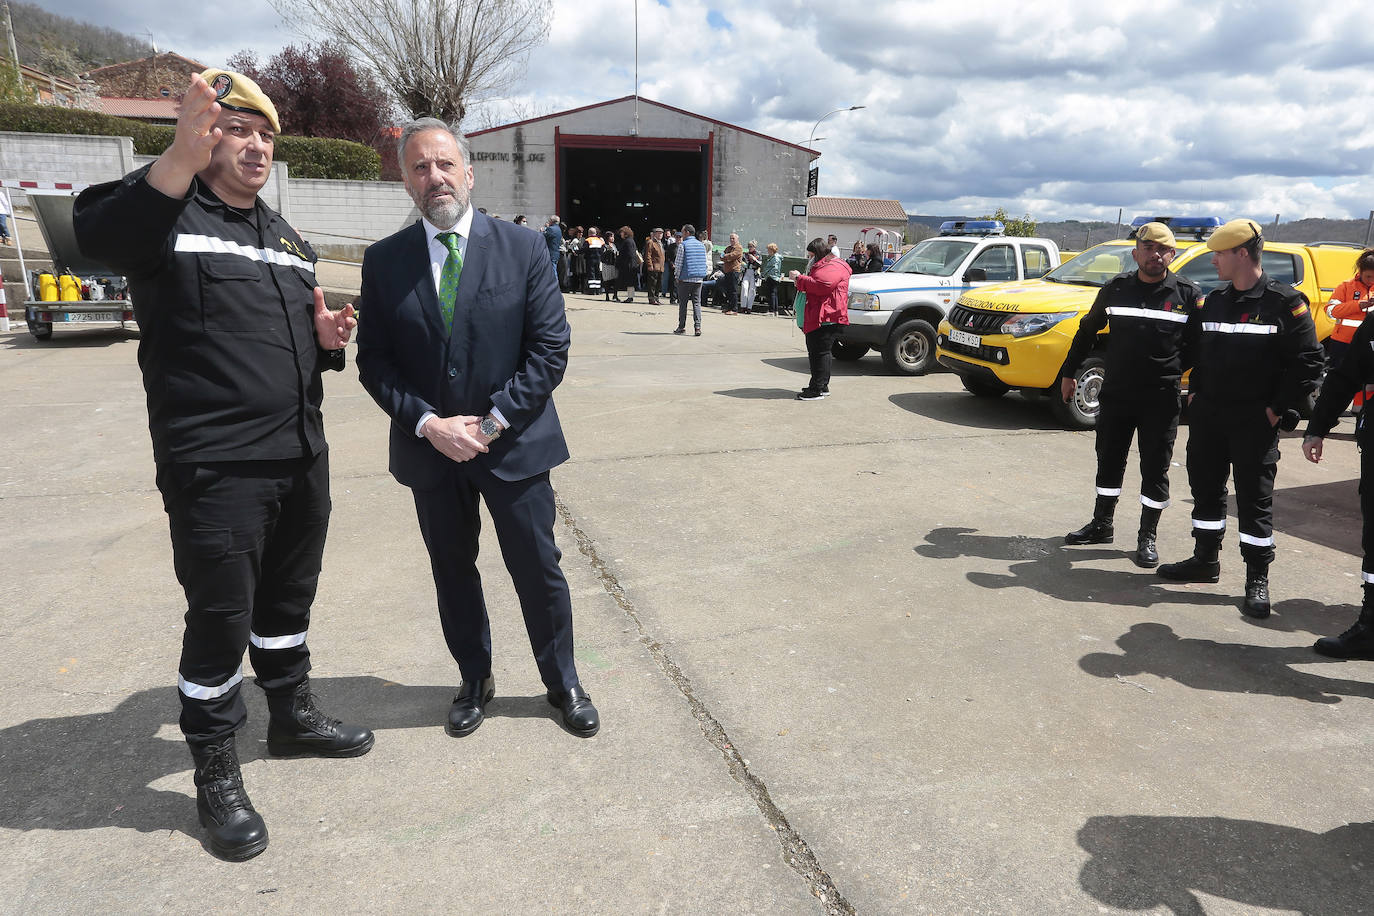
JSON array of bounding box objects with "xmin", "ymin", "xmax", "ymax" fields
[
  {"xmin": 978, "ymin": 206, "xmax": 1038, "ymax": 237},
  {"xmin": 0, "ymin": 61, "xmax": 32, "ymax": 104}
]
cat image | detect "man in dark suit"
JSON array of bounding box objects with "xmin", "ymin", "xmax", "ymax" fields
[{"xmin": 355, "ymin": 118, "xmax": 599, "ymax": 738}]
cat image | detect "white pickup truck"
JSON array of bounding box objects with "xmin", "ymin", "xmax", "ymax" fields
[{"xmin": 835, "ymin": 220, "xmax": 1062, "ymax": 375}]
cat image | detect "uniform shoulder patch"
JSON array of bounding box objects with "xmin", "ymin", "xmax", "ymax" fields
[{"xmin": 1291, "ymin": 302, "xmax": 1309, "ymax": 317}]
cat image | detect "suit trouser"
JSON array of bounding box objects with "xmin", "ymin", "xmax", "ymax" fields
[
  {"xmin": 412, "ymin": 465, "xmax": 579, "ymax": 693},
  {"xmin": 158, "ymin": 453, "xmax": 327, "ymax": 746},
  {"xmin": 1093, "ymin": 387, "xmax": 1180, "ymax": 508},
  {"xmin": 645, "ymin": 270, "xmax": 662, "ymax": 302},
  {"xmin": 1185, "ymin": 398, "xmax": 1280, "ymax": 564}
]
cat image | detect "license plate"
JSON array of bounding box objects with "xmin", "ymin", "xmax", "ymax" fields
[
  {"xmin": 66, "ymin": 311, "xmax": 119, "ymax": 322},
  {"xmin": 948, "ymin": 327, "xmax": 980, "ymax": 348}
]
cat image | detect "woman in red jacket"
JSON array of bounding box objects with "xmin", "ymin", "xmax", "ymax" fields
[{"xmin": 789, "ymin": 237, "xmax": 852, "ymax": 400}]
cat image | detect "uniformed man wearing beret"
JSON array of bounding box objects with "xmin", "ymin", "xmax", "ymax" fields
[
  {"xmin": 1157, "ymin": 218, "xmax": 1324, "ymax": 618},
  {"xmin": 74, "ymin": 70, "xmax": 371, "ymax": 861},
  {"xmin": 1061, "ymin": 221, "xmax": 1202, "ymax": 567}
]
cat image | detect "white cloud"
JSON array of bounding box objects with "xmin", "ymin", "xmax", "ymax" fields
[{"xmin": 43, "ymin": 0, "xmax": 1374, "ymax": 220}]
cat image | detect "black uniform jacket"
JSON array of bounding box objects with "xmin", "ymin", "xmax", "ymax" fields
[
  {"xmin": 1062, "ymin": 269, "xmax": 1202, "ymax": 395},
  {"xmin": 355, "ymin": 212, "xmax": 570, "ymax": 489},
  {"xmin": 74, "ymin": 165, "xmax": 342, "ymax": 464},
  {"xmin": 1307, "ymin": 313, "xmax": 1374, "ymax": 443},
  {"xmin": 1186, "ymin": 272, "xmax": 1324, "ymax": 414}
]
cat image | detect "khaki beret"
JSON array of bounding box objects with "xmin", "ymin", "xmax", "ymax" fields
[
  {"xmin": 1207, "ymin": 218, "xmax": 1263, "ymax": 252},
  {"xmin": 199, "ymin": 68, "xmax": 280, "ymax": 134},
  {"xmin": 1136, "ymin": 221, "xmax": 1176, "ymax": 247}
]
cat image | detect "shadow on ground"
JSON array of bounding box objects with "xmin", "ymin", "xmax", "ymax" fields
[
  {"xmin": 1, "ymin": 327, "xmax": 138, "ymax": 350},
  {"xmin": 1079, "ymin": 621, "xmax": 1374, "ymax": 704},
  {"xmin": 1078, "ymin": 814, "xmax": 1374, "ymax": 915},
  {"xmin": 889, "ymin": 390, "xmax": 1065, "ymax": 430},
  {"xmin": 917, "ymin": 526, "xmax": 1359, "ymax": 633},
  {"xmin": 0, "ymin": 676, "xmax": 557, "ymax": 840},
  {"xmin": 715, "ymin": 387, "xmax": 800, "ymax": 400}
]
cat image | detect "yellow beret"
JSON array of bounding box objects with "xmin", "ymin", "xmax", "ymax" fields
[
  {"xmin": 1207, "ymin": 218, "xmax": 1262, "ymax": 252},
  {"xmin": 1136, "ymin": 221, "xmax": 1175, "ymax": 247},
  {"xmin": 199, "ymin": 68, "xmax": 280, "ymax": 134}
]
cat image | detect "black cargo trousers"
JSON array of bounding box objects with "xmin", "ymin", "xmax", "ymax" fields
[
  {"xmin": 156, "ymin": 451, "xmax": 329, "ymax": 746},
  {"xmin": 1093, "ymin": 386, "xmax": 1181, "ymax": 509},
  {"xmin": 1184, "ymin": 397, "xmax": 1279, "ymax": 564}
]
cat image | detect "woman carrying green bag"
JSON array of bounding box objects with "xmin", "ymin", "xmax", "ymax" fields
[{"xmin": 788, "ymin": 238, "xmax": 852, "ymax": 401}]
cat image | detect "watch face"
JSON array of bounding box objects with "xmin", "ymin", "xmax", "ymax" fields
[{"xmin": 480, "ymin": 418, "xmax": 499, "ymax": 437}]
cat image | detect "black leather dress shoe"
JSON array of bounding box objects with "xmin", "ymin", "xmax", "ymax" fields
[
  {"xmin": 547, "ymin": 685, "xmax": 600, "ymax": 737},
  {"xmin": 446, "ymin": 676, "xmax": 495, "ymax": 737}
]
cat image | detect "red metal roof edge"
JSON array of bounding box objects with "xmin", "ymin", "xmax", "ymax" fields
[{"xmin": 466, "ymin": 95, "xmax": 818, "ymax": 157}]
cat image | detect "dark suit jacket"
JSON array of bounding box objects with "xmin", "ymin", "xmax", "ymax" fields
[{"xmin": 356, "ymin": 211, "xmax": 571, "ymax": 489}]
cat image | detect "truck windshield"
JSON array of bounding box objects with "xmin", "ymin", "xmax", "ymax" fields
[
  {"xmin": 888, "ymin": 239, "xmax": 977, "ymax": 277},
  {"xmin": 1044, "ymin": 242, "xmax": 1135, "ymax": 287}
]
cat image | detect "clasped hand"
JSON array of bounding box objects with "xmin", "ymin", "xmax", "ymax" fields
[{"xmin": 422, "ymin": 415, "xmax": 489, "ymax": 463}]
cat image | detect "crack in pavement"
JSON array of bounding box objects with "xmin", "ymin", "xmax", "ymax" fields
[{"xmin": 555, "ymin": 493, "xmax": 856, "ymax": 916}]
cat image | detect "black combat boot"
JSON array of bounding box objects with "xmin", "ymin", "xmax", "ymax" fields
[
  {"xmin": 1242, "ymin": 561, "xmax": 1271, "ymax": 618},
  {"xmin": 266, "ymin": 678, "xmax": 375, "ymax": 758},
  {"xmin": 191, "ymin": 737, "xmax": 268, "ymax": 861},
  {"xmin": 1157, "ymin": 536, "xmax": 1221, "ymax": 582},
  {"xmin": 1314, "ymin": 586, "xmax": 1374, "ymax": 659},
  {"xmin": 1065, "ymin": 495, "xmax": 1117, "ymax": 545},
  {"xmin": 1135, "ymin": 505, "xmax": 1163, "ymax": 569}
]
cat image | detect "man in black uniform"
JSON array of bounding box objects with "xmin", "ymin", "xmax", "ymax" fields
[
  {"xmin": 1302, "ymin": 318, "xmax": 1374, "ymax": 658},
  {"xmin": 1158, "ymin": 219, "xmax": 1324, "ymax": 618},
  {"xmin": 74, "ymin": 70, "xmax": 372, "ymax": 861},
  {"xmin": 1061, "ymin": 221, "xmax": 1201, "ymax": 567}
]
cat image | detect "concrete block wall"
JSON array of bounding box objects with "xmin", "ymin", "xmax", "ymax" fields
[
  {"xmin": 0, "ymin": 131, "xmax": 135, "ymax": 203},
  {"xmin": 287, "ymin": 177, "xmax": 416, "ymax": 258}
]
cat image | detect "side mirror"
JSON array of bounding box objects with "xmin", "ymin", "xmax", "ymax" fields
[{"xmin": 963, "ymin": 267, "xmax": 988, "ymax": 283}]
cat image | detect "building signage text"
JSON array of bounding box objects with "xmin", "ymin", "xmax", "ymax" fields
[{"xmin": 473, "ymin": 151, "xmax": 546, "ymax": 163}]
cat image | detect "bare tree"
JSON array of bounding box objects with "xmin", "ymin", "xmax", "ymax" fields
[{"xmin": 271, "ymin": 0, "xmax": 550, "ymax": 124}]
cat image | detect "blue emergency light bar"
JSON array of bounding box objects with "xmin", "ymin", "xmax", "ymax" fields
[
  {"xmin": 1127, "ymin": 215, "xmax": 1222, "ymax": 241},
  {"xmin": 939, "ymin": 219, "xmax": 1004, "ymax": 236}
]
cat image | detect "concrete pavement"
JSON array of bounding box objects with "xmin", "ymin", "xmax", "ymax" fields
[{"xmin": 1, "ymin": 293, "xmax": 1371, "ymax": 914}]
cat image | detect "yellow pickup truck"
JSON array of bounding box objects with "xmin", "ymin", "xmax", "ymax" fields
[{"xmin": 935, "ymin": 218, "xmax": 1357, "ymax": 428}]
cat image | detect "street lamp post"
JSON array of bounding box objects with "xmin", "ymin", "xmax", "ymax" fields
[{"xmin": 807, "ymin": 105, "xmax": 865, "ymax": 151}]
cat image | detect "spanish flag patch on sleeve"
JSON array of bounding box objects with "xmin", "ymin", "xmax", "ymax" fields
[{"xmin": 1291, "ymin": 302, "xmax": 1309, "ymax": 317}]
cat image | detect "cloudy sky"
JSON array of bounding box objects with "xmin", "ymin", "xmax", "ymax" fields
[{"xmin": 48, "ymin": 0, "xmax": 1374, "ymax": 222}]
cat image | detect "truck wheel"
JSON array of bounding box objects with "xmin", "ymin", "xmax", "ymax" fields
[
  {"xmin": 882, "ymin": 318, "xmax": 937, "ymax": 376},
  {"xmin": 1050, "ymin": 357, "xmax": 1106, "ymax": 429},
  {"xmin": 961, "ymin": 376, "xmax": 1009, "ymax": 398},
  {"xmin": 832, "ymin": 340, "xmax": 869, "ymax": 361},
  {"xmin": 29, "ymin": 321, "xmax": 52, "ymax": 341}
]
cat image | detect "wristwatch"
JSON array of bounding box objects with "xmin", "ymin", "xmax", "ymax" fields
[{"xmin": 478, "ymin": 415, "xmax": 503, "ymax": 441}]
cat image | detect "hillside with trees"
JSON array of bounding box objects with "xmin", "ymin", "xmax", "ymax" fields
[{"xmin": 7, "ymin": 1, "xmax": 151, "ymax": 78}]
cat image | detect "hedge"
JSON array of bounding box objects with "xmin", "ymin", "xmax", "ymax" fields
[{"xmin": 0, "ymin": 103, "xmax": 380, "ymax": 180}]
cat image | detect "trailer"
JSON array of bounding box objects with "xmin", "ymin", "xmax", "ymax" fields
[{"xmin": 19, "ymin": 188, "xmax": 135, "ymax": 341}]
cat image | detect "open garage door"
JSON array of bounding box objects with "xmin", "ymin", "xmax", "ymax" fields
[{"xmin": 558, "ymin": 133, "xmax": 710, "ymax": 239}]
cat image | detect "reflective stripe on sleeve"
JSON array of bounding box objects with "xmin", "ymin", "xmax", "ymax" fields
[
  {"xmin": 1200, "ymin": 321, "xmax": 1277, "ymax": 335},
  {"xmin": 1096, "ymin": 486, "xmax": 1122, "ymax": 497},
  {"xmin": 250, "ymin": 630, "xmax": 308, "ymax": 650},
  {"xmin": 178, "ymin": 666, "xmax": 243, "ymax": 700},
  {"xmin": 1192, "ymin": 518, "xmax": 1226, "ymax": 530},
  {"xmin": 1362, "ymin": 570, "xmax": 1374, "ymax": 584},
  {"xmin": 1238, "ymin": 532, "xmax": 1275, "ymax": 547},
  {"xmin": 1105, "ymin": 306, "xmax": 1189, "ymax": 323},
  {"xmin": 1140, "ymin": 495, "xmax": 1169, "ymax": 509},
  {"xmin": 174, "ymin": 233, "xmax": 316, "ymax": 274},
  {"xmin": 1338, "ymin": 318, "xmax": 1363, "ymax": 327}
]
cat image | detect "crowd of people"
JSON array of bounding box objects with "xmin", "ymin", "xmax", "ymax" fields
[{"xmin": 519, "ymin": 220, "xmax": 883, "ymax": 316}]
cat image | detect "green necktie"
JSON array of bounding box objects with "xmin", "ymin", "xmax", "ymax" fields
[{"xmin": 437, "ymin": 231, "xmax": 464, "ymax": 334}]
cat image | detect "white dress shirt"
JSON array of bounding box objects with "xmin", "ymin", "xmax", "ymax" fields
[{"xmin": 414, "ymin": 206, "xmax": 508, "ymax": 436}]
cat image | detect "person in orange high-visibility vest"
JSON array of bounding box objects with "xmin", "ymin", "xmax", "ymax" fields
[{"xmin": 1327, "ymin": 249, "xmax": 1374, "ymax": 371}]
